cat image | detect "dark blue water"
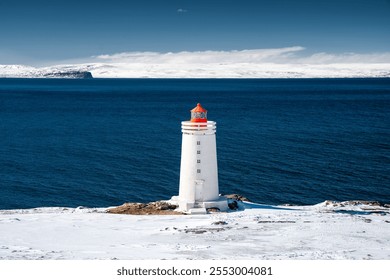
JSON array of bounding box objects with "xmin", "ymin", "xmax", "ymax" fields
[{"xmin": 0, "ymin": 78, "xmax": 389, "ymax": 209}]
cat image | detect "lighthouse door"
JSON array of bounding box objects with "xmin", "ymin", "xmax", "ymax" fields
[{"xmin": 194, "ymin": 180, "xmax": 204, "ymax": 202}]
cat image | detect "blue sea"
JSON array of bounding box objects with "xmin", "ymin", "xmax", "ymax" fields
[{"xmin": 0, "ymin": 78, "xmax": 389, "ymax": 209}]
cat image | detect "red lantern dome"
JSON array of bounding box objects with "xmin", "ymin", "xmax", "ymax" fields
[{"xmin": 190, "ymin": 103, "xmax": 208, "ymax": 122}]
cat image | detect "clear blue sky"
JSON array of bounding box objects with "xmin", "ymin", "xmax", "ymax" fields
[{"xmin": 0, "ymin": 0, "xmax": 389, "ymax": 64}]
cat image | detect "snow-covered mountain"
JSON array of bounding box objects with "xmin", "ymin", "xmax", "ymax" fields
[
  {"xmin": 1, "ymin": 62, "xmax": 389, "ymax": 79},
  {"xmin": 1, "ymin": 48, "xmax": 390, "ymax": 78}
]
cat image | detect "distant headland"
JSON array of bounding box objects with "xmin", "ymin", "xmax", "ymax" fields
[{"xmin": 0, "ymin": 65, "xmax": 93, "ymax": 79}]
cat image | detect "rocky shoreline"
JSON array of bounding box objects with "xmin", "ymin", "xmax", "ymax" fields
[
  {"xmin": 106, "ymin": 196, "xmax": 390, "ymax": 216},
  {"xmin": 106, "ymin": 194, "xmax": 248, "ymax": 215}
]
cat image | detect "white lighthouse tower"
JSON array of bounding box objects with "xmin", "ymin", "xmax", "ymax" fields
[{"xmin": 174, "ymin": 103, "xmax": 228, "ymax": 214}]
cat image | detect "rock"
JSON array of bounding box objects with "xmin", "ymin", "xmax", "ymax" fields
[
  {"xmin": 107, "ymin": 201, "xmax": 180, "ymax": 215},
  {"xmin": 43, "ymin": 71, "xmax": 93, "ymax": 79},
  {"xmin": 212, "ymin": 221, "xmax": 228, "ymax": 225},
  {"xmin": 228, "ymin": 200, "xmax": 238, "ymax": 210},
  {"xmin": 323, "ymin": 200, "xmax": 389, "ymax": 208},
  {"xmin": 151, "ymin": 201, "xmax": 177, "ymax": 211},
  {"xmin": 185, "ymin": 229, "xmax": 208, "ymax": 234},
  {"xmin": 224, "ymin": 194, "xmax": 251, "ymax": 202}
]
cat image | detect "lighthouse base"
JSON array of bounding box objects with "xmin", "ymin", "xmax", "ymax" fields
[{"xmin": 170, "ymin": 196, "xmax": 229, "ymax": 214}]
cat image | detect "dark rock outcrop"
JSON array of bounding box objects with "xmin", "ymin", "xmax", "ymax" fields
[
  {"xmin": 43, "ymin": 71, "xmax": 93, "ymax": 79},
  {"xmin": 224, "ymin": 194, "xmax": 251, "ymax": 202},
  {"xmin": 107, "ymin": 201, "xmax": 181, "ymax": 215},
  {"xmin": 227, "ymin": 200, "xmax": 239, "ymax": 210}
]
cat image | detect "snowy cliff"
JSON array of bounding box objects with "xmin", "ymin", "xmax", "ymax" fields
[{"xmin": 0, "ymin": 65, "xmax": 93, "ymax": 78}]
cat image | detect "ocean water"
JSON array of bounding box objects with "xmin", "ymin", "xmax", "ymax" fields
[{"xmin": 0, "ymin": 78, "xmax": 389, "ymax": 209}]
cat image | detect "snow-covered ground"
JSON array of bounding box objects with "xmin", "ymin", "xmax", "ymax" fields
[{"xmin": 0, "ymin": 201, "xmax": 389, "ymax": 260}]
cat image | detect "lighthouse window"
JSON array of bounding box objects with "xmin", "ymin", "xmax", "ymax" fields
[
  {"xmin": 197, "ymin": 150, "xmax": 201, "ymax": 154},
  {"xmin": 192, "ymin": 112, "xmax": 206, "ymax": 119},
  {"xmin": 197, "ymin": 159, "xmax": 201, "ymax": 163},
  {"xmin": 197, "ymin": 169, "xmax": 201, "ymax": 173},
  {"xmin": 197, "ymin": 141, "xmax": 200, "ymax": 145}
]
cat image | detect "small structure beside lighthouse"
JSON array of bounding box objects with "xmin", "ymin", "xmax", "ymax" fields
[{"xmin": 173, "ymin": 103, "xmax": 228, "ymax": 214}]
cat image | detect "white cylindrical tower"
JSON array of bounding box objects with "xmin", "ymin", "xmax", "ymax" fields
[{"xmin": 176, "ymin": 103, "xmax": 227, "ymax": 213}]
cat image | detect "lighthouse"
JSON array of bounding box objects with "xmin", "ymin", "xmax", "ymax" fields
[{"xmin": 173, "ymin": 103, "xmax": 228, "ymax": 214}]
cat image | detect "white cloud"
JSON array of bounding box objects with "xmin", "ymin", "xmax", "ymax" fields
[
  {"xmin": 92, "ymin": 47, "xmax": 390, "ymax": 65},
  {"xmin": 94, "ymin": 47, "xmax": 306, "ymax": 64}
]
